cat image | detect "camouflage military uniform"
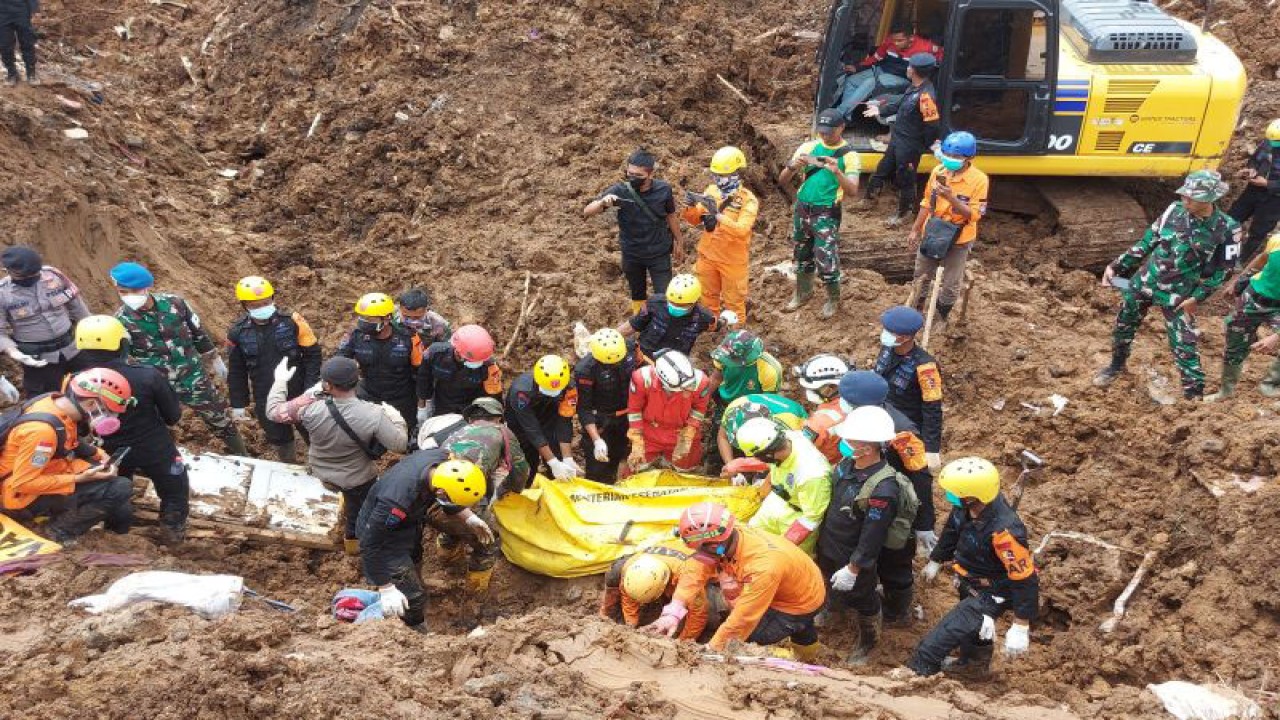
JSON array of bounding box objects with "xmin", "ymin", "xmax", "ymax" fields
[
  {"xmin": 116, "ymin": 292, "xmax": 236, "ymax": 440},
  {"xmin": 1109, "ymin": 199, "xmax": 1242, "ymax": 396}
]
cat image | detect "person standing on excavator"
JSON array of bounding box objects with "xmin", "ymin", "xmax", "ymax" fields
[{"xmin": 861, "ymin": 52, "xmax": 942, "ymax": 228}]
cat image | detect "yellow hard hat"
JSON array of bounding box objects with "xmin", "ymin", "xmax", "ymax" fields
[
  {"xmin": 354, "ymin": 292, "xmax": 395, "ymax": 318},
  {"xmin": 589, "ymin": 328, "xmax": 628, "ymax": 365},
  {"xmin": 431, "ymin": 459, "xmax": 487, "ymax": 507},
  {"xmin": 938, "ymin": 457, "xmax": 1001, "ymax": 504},
  {"xmin": 235, "ymin": 276, "xmax": 275, "ymax": 302},
  {"xmin": 735, "ymin": 416, "xmax": 787, "ymax": 457},
  {"xmin": 1267, "ymin": 119, "xmax": 1280, "ymax": 142},
  {"xmin": 533, "ymin": 355, "xmax": 571, "ymax": 392},
  {"xmin": 709, "ymin": 146, "xmax": 747, "ymax": 175},
  {"xmin": 622, "ymin": 554, "xmax": 671, "ymax": 604},
  {"xmin": 666, "ymin": 274, "xmax": 702, "ymax": 304},
  {"xmin": 75, "ymin": 315, "xmax": 128, "ymax": 352}
]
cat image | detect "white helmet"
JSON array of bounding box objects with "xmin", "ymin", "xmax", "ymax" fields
[
  {"xmin": 832, "ymin": 405, "xmax": 896, "ymax": 443},
  {"xmin": 654, "ymin": 350, "xmax": 697, "ymax": 391},
  {"xmin": 795, "ymin": 354, "xmax": 850, "ymax": 390}
]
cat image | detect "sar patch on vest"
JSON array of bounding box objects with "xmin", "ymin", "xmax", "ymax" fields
[{"xmin": 917, "ymin": 363, "xmax": 943, "ymax": 402}]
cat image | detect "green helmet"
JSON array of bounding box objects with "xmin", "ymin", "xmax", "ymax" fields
[
  {"xmin": 711, "ymin": 330, "xmax": 765, "ymax": 367},
  {"xmin": 1176, "ymin": 169, "xmax": 1229, "ymax": 203}
]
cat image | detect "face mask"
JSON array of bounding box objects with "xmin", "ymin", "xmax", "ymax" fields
[
  {"xmin": 880, "ymin": 329, "xmax": 902, "ymax": 347},
  {"xmin": 945, "ymin": 491, "xmax": 964, "ymax": 507},
  {"xmin": 86, "ymin": 405, "xmax": 122, "ymax": 436},
  {"xmin": 400, "ymin": 316, "xmax": 425, "ymax": 330},
  {"xmin": 838, "ymin": 440, "xmax": 856, "ymax": 458},
  {"xmin": 1270, "ymin": 140, "xmax": 1280, "ymax": 148},
  {"xmin": 356, "ymin": 319, "xmax": 384, "ymax": 334},
  {"xmin": 463, "ymin": 360, "xmax": 484, "ymax": 369},
  {"xmin": 714, "ymin": 174, "xmax": 740, "ymax": 195},
  {"xmin": 935, "ymin": 152, "xmax": 965, "ymax": 172},
  {"xmin": 805, "ymin": 390, "xmax": 825, "ymax": 405},
  {"xmin": 538, "ymin": 386, "xmax": 561, "ymax": 398},
  {"xmin": 248, "ymin": 304, "xmax": 276, "ymax": 321},
  {"xmin": 838, "ymin": 398, "xmax": 853, "ymax": 414},
  {"xmin": 10, "ymin": 275, "xmax": 38, "ymax": 288},
  {"xmin": 627, "ymin": 175, "xmax": 648, "ymax": 190},
  {"xmin": 121, "ymin": 293, "xmax": 149, "ymax": 310},
  {"xmin": 668, "ymin": 303, "xmax": 691, "ymax": 317}
]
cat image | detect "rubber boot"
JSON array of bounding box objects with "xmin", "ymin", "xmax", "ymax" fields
[
  {"xmin": 275, "ymin": 442, "xmax": 298, "ymax": 464},
  {"xmin": 820, "ymin": 283, "xmax": 840, "ymax": 319},
  {"xmin": 4, "ymin": 67, "xmax": 17, "ymax": 85},
  {"xmin": 1204, "ymin": 363, "xmax": 1242, "ymax": 402},
  {"xmin": 407, "ymin": 622, "xmax": 429, "ymax": 635},
  {"xmin": 1092, "ymin": 346, "xmax": 1130, "ymax": 387},
  {"xmin": 343, "ymin": 538, "xmax": 360, "ymax": 556},
  {"xmin": 466, "ymin": 568, "xmax": 494, "ymax": 593},
  {"xmin": 159, "ymin": 517, "xmax": 187, "ymax": 546},
  {"xmin": 223, "ymin": 430, "xmax": 248, "ymax": 457},
  {"xmin": 882, "ymin": 588, "xmax": 914, "ymax": 628},
  {"xmin": 792, "ymin": 641, "xmax": 824, "ymax": 663},
  {"xmin": 847, "ymin": 611, "xmax": 882, "ymax": 665},
  {"xmin": 942, "ymin": 643, "xmax": 994, "ymax": 680},
  {"xmin": 1259, "ymin": 357, "xmax": 1280, "ymax": 397},
  {"xmin": 24, "ymin": 64, "xmax": 38, "ymax": 85},
  {"xmin": 786, "ymin": 272, "xmax": 814, "ymax": 311}
]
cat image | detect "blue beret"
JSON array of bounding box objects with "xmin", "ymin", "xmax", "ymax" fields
[
  {"xmin": 881, "ymin": 306, "xmax": 924, "ymax": 335},
  {"xmin": 110, "ymin": 262, "xmax": 155, "ymax": 290},
  {"xmin": 838, "ymin": 371, "xmax": 888, "ymax": 407}
]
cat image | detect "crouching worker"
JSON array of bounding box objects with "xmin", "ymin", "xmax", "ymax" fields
[
  {"xmin": 646, "ymin": 502, "xmax": 826, "ymax": 659},
  {"xmin": 599, "ymin": 538, "xmax": 709, "ymax": 640},
  {"xmin": 0, "ymin": 369, "xmax": 135, "ymax": 545},
  {"xmin": 356, "ymin": 451, "xmax": 488, "ymax": 631},
  {"xmin": 906, "ymin": 457, "xmax": 1038, "ymax": 678}
]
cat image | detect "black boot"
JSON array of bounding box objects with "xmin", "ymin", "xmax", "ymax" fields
[
  {"xmin": 4, "ymin": 65, "xmax": 17, "ymax": 85},
  {"xmin": 942, "ymin": 643, "xmax": 994, "ymax": 680},
  {"xmin": 275, "ymin": 442, "xmax": 298, "ymax": 464},
  {"xmin": 24, "ymin": 64, "xmax": 37, "ymax": 85},
  {"xmin": 1093, "ymin": 345, "xmax": 1130, "ymax": 387},
  {"xmin": 846, "ymin": 611, "xmax": 882, "ymax": 665},
  {"xmin": 882, "ymin": 587, "xmax": 914, "ymax": 628}
]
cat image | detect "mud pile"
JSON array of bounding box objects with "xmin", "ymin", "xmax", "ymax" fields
[{"xmin": 1, "ymin": 0, "xmax": 1279, "ymax": 716}]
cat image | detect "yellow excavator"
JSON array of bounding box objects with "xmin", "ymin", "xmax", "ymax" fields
[{"xmin": 752, "ymin": 0, "xmax": 1246, "ymax": 277}]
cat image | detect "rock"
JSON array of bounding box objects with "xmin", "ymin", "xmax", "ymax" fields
[
  {"xmin": 1013, "ymin": 348, "xmax": 1029, "ymax": 361},
  {"xmin": 1048, "ymin": 364, "xmax": 1075, "ymax": 378},
  {"xmin": 1198, "ymin": 437, "xmax": 1225, "ymax": 454},
  {"xmin": 438, "ymin": 25, "xmax": 456, "ymax": 42},
  {"xmin": 462, "ymin": 672, "xmax": 511, "ymax": 701},
  {"xmin": 564, "ymin": 586, "xmax": 583, "ymax": 602},
  {"xmin": 124, "ymin": 135, "xmax": 147, "ymax": 148}
]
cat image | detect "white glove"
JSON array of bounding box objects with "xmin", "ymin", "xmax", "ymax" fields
[
  {"xmin": 0, "ymin": 375, "xmax": 19, "ymax": 405},
  {"xmin": 548, "ymin": 458, "xmax": 575, "ymax": 481},
  {"xmin": 979, "ymin": 614, "xmax": 996, "ymax": 641},
  {"xmin": 273, "ymin": 358, "xmax": 296, "ymax": 384},
  {"xmin": 922, "ymin": 560, "xmax": 942, "ymax": 583},
  {"xmin": 717, "ymin": 309, "xmax": 739, "ymax": 327},
  {"xmin": 307, "ymin": 381, "xmax": 325, "ymax": 398},
  {"xmin": 592, "ymin": 437, "xmax": 609, "ymax": 463},
  {"xmin": 5, "ymin": 347, "xmax": 48, "ymax": 367},
  {"xmin": 230, "ymin": 407, "xmax": 250, "ymax": 422},
  {"xmin": 730, "ymin": 473, "xmax": 748, "ymax": 487},
  {"xmin": 378, "ymin": 584, "xmax": 409, "ymax": 618},
  {"xmin": 601, "ymin": 194, "xmax": 620, "ymax": 208},
  {"xmin": 926, "ymin": 452, "xmax": 942, "ymax": 473},
  {"xmin": 210, "ymin": 355, "xmax": 228, "ymax": 380},
  {"xmin": 416, "ymin": 405, "xmax": 431, "ymax": 425},
  {"xmin": 915, "ymin": 530, "xmax": 939, "ymax": 555},
  {"xmin": 1004, "ymin": 623, "xmax": 1030, "ymax": 657},
  {"xmin": 465, "ymin": 513, "xmax": 496, "ymax": 545},
  {"xmin": 829, "ymin": 565, "xmax": 858, "ymax": 592},
  {"xmin": 563, "ymin": 457, "xmax": 582, "ymax": 476}
]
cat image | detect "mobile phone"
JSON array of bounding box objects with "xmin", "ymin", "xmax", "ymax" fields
[
  {"xmin": 97, "ymin": 446, "xmax": 131, "ymax": 470},
  {"xmin": 1109, "ymin": 276, "xmax": 1131, "ymax": 291}
]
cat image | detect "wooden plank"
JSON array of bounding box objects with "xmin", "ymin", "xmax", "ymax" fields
[{"xmin": 134, "ymin": 510, "xmax": 336, "ymax": 551}]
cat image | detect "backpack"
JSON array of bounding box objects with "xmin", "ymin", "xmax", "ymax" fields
[{"xmin": 0, "ymin": 393, "xmax": 70, "ymax": 480}]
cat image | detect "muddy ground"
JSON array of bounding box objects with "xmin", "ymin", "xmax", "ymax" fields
[{"xmin": 1, "ymin": 0, "xmax": 1278, "ymax": 716}]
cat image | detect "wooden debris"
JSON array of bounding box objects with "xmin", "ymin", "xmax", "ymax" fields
[
  {"xmin": 1099, "ymin": 550, "xmax": 1158, "ymax": 633},
  {"xmin": 134, "ymin": 510, "xmax": 334, "ymax": 550},
  {"xmin": 715, "ymin": 74, "xmax": 752, "ymax": 105},
  {"xmin": 503, "ymin": 272, "xmax": 537, "ymax": 357}
]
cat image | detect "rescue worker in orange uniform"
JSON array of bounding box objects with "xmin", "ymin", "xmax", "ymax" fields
[
  {"xmin": 795, "ymin": 353, "xmax": 852, "ymax": 463},
  {"xmin": 598, "ymin": 538, "xmax": 710, "ymax": 640},
  {"xmin": 680, "ymin": 146, "xmax": 760, "ymax": 326},
  {"xmin": 647, "ymin": 502, "xmax": 826, "ymax": 657},
  {"xmin": 625, "ymin": 350, "xmax": 711, "ymax": 473},
  {"xmin": 0, "ymin": 369, "xmax": 136, "ymax": 544}
]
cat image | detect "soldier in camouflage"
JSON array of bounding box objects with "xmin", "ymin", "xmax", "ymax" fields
[
  {"xmin": 110, "ymin": 262, "xmax": 248, "ymax": 455},
  {"xmin": 1095, "ymin": 170, "xmax": 1242, "ymax": 399},
  {"xmin": 1206, "ymin": 230, "xmax": 1280, "ymax": 400}
]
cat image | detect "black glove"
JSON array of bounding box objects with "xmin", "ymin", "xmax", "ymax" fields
[
  {"xmin": 1233, "ymin": 272, "xmax": 1252, "ymax": 296},
  {"xmin": 702, "ymin": 214, "xmax": 718, "ymax": 232}
]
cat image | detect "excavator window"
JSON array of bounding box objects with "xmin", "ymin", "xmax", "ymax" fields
[{"xmin": 947, "ymin": 7, "xmax": 1047, "ymax": 143}]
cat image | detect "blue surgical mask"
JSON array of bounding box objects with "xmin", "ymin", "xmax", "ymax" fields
[
  {"xmin": 248, "ymin": 304, "xmax": 276, "ymax": 321},
  {"xmin": 668, "ymin": 303, "xmax": 691, "ymax": 317},
  {"xmin": 463, "ymin": 360, "xmax": 484, "ymax": 369},
  {"xmin": 946, "ymin": 491, "xmax": 964, "ymax": 507},
  {"xmin": 1270, "ymin": 140, "xmax": 1280, "ymax": 148},
  {"xmin": 838, "ymin": 440, "xmax": 855, "ymax": 458},
  {"xmin": 880, "ymin": 329, "xmax": 902, "ymax": 347},
  {"xmin": 935, "ymin": 151, "xmax": 965, "ymax": 172}
]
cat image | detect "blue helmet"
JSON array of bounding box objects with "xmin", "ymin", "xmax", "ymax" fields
[
  {"xmin": 838, "ymin": 371, "xmax": 889, "ymax": 408},
  {"xmin": 941, "ymin": 131, "xmax": 978, "ymax": 158}
]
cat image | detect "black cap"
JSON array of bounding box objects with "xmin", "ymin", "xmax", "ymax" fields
[
  {"xmin": 321, "ymin": 357, "xmax": 360, "ymax": 388},
  {"xmin": 908, "ymin": 52, "xmax": 938, "ymax": 69},
  {"xmin": 816, "ymin": 109, "xmax": 845, "ymax": 130},
  {"xmin": 2, "ymin": 246, "xmax": 43, "ymax": 276}
]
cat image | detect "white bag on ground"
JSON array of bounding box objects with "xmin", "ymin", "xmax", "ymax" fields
[
  {"xmin": 69, "ymin": 571, "xmax": 245, "ymax": 619},
  {"xmin": 1147, "ymin": 681, "xmax": 1261, "ymax": 720}
]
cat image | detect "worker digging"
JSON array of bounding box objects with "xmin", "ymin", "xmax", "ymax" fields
[{"xmin": 4, "ymin": 0, "xmax": 1279, "ymax": 715}]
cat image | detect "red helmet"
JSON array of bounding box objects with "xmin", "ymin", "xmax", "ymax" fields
[
  {"xmin": 451, "ymin": 324, "xmax": 495, "ymax": 364},
  {"xmin": 677, "ymin": 502, "xmax": 736, "ymax": 551},
  {"xmin": 68, "ymin": 368, "xmax": 133, "ymax": 413}
]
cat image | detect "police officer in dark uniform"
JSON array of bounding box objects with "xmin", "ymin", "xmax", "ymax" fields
[
  {"xmin": 618, "ymin": 273, "xmax": 715, "ymax": 360},
  {"xmin": 337, "ymin": 292, "xmax": 424, "ymax": 445},
  {"xmin": 907, "ymin": 457, "xmax": 1039, "ymax": 678},
  {"xmin": 575, "ymin": 329, "xmax": 638, "ymax": 483},
  {"xmin": 225, "ymin": 276, "xmax": 322, "ymax": 463},
  {"xmin": 819, "ymin": 406, "xmax": 919, "ymax": 664},
  {"xmin": 506, "ymin": 355, "xmax": 579, "ymax": 486},
  {"xmin": 356, "ymin": 450, "xmax": 488, "ymax": 630},
  {"xmin": 74, "ymin": 315, "xmax": 191, "ymax": 544},
  {"xmin": 417, "ymin": 324, "xmax": 502, "ymax": 418},
  {"xmin": 862, "ymin": 52, "xmax": 943, "ymax": 226},
  {"xmin": 873, "ymin": 306, "xmax": 943, "ymax": 474},
  {"xmin": 0, "ymin": 0, "xmax": 38, "ymax": 84},
  {"xmin": 838, "ymin": 369, "xmax": 937, "ymax": 557},
  {"xmin": 1228, "ymin": 119, "xmax": 1280, "ymax": 262}
]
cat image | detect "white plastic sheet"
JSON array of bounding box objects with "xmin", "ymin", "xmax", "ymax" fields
[
  {"xmin": 1147, "ymin": 681, "xmax": 1261, "ymax": 720},
  {"xmin": 69, "ymin": 571, "xmax": 245, "ymax": 619}
]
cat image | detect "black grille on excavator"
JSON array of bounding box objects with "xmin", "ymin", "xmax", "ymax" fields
[{"xmin": 1062, "ymin": 0, "xmax": 1198, "ymax": 64}]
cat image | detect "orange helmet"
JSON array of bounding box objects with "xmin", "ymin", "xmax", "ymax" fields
[
  {"xmin": 68, "ymin": 368, "xmax": 133, "ymax": 413},
  {"xmin": 676, "ymin": 502, "xmax": 736, "ymax": 553}
]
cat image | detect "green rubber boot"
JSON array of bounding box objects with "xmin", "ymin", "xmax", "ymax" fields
[
  {"xmin": 1204, "ymin": 363, "xmax": 1243, "ymax": 402},
  {"xmin": 787, "ymin": 272, "xmax": 814, "ymax": 311},
  {"xmin": 820, "ymin": 283, "xmax": 841, "ymax": 319},
  {"xmin": 1259, "ymin": 358, "xmax": 1280, "ymax": 397}
]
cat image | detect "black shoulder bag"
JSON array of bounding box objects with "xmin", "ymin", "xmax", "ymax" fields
[
  {"xmin": 919, "ymin": 181, "xmax": 966, "ymax": 261},
  {"xmin": 324, "ymin": 397, "xmax": 387, "ymax": 460}
]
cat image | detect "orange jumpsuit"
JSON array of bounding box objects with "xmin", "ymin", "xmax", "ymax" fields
[
  {"xmin": 602, "ymin": 540, "xmax": 709, "ymax": 641},
  {"xmin": 0, "ymin": 396, "xmax": 108, "ymax": 510},
  {"xmin": 672, "ymin": 526, "xmax": 825, "ymax": 650},
  {"xmin": 626, "ymin": 365, "xmax": 710, "ymax": 470},
  {"xmin": 803, "ymin": 398, "xmax": 846, "ymax": 464},
  {"xmin": 682, "ymin": 185, "xmax": 759, "ymax": 323}
]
